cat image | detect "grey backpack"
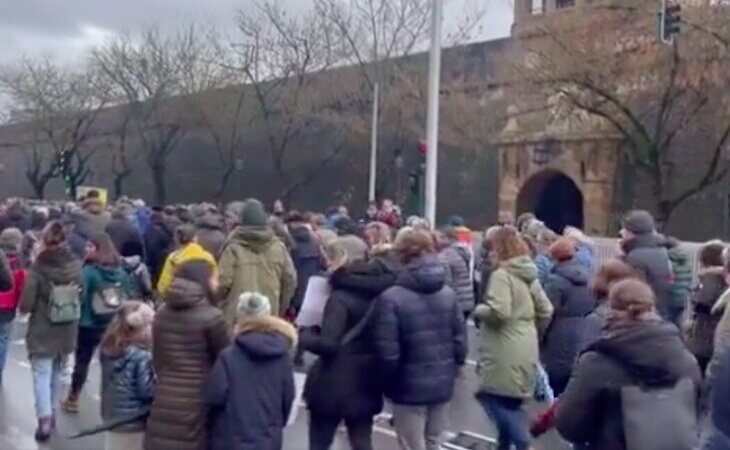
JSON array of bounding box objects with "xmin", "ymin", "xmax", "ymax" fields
[
  {"xmin": 621, "ymin": 377, "xmax": 697, "ymax": 450},
  {"xmin": 92, "ymin": 283, "xmax": 127, "ymax": 321},
  {"xmin": 48, "ymin": 283, "xmax": 81, "ymax": 324}
]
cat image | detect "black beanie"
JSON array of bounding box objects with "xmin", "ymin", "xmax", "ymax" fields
[{"xmin": 240, "ymin": 199, "xmax": 269, "ymax": 227}]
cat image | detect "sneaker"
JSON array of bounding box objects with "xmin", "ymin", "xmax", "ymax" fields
[
  {"xmin": 34, "ymin": 417, "xmax": 52, "ymax": 442},
  {"xmin": 61, "ymin": 396, "xmax": 79, "ymax": 414}
]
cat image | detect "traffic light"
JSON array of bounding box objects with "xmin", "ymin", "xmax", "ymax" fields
[{"xmin": 660, "ymin": 0, "xmax": 681, "ymax": 45}]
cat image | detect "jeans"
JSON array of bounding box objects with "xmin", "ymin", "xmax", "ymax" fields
[
  {"xmin": 392, "ymin": 403, "xmax": 449, "ymax": 450},
  {"xmin": 71, "ymin": 326, "xmax": 104, "ymax": 395},
  {"xmin": 477, "ymin": 393, "xmax": 531, "ymax": 450},
  {"xmin": 308, "ymin": 413, "xmax": 374, "ymax": 450},
  {"xmin": 31, "ymin": 355, "xmax": 65, "ymax": 418},
  {"xmin": 0, "ymin": 321, "xmax": 12, "ymax": 377}
]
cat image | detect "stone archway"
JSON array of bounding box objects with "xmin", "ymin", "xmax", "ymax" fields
[{"xmin": 516, "ymin": 170, "xmax": 584, "ymax": 233}]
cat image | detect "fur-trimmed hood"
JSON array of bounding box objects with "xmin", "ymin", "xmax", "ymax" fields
[{"xmin": 235, "ymin": 316, "xmax": 298, "ymax": 360}]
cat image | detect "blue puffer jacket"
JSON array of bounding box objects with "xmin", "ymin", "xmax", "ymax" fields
[
  {"xmin": 100, "ymin": 345, "xmax": 155, "ymax": 431},
  {"xmin": 375, "ymin": 255, "xmax": 467, "ymax": 406}
]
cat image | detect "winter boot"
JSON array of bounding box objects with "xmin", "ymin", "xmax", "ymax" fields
[{"xmin": 34, "ymin": 417, "xmax": 53, "ymax": 442}]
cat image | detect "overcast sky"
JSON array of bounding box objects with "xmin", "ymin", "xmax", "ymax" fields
[{"xmin": 0, "ymin": 0, "xmax": 514, "ymax": 65}]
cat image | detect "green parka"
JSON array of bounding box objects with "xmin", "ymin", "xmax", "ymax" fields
[{"xmin": 474, "ymin": 255, "xmax": 553, "ymax": 399}]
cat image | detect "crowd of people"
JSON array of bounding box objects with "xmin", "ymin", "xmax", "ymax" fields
[{"xmin": 0, "ymin": 193, "xmax": 728, "ymax": 450}]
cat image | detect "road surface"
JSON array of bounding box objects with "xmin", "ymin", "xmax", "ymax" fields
[{"xmin": 0, "ymin": 319, "xmax": 570, "ymax": 450}]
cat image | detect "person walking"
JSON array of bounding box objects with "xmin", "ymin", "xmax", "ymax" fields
[
  {"xmin": 555, "ymin": 279, "xmax": 702, "ymax": 450},
  {"xmin": 195, "ymin": 213, "xmax": 226, "ymax": 258},
  {"xmin": 218, "ymin": 199, "xmax": 297, "ymax": 326},
  {"xmin": 375, "ymin": 228, "xmax": 467, "ymax": 450},
  {"xmin": 664, "ymin": 236, "xmax": 694, "ymax": 328},
  {"xmin": 156, "ymin": 224, "xmax": 217, "ymax": 296},
  {"xmin": 0, "ymin": 228, "xmax": 26, "ymax": 384},
  {"xmin": 302, "ymin": 250, "xmax": 397, "ymax": 450},
  {"xmin": 686, "ymin": 241, "xmax": 728, "ymax": 375},
  {"xmin": 143, "ymin": 207, "xmax": 174, "ymax": 287},
  {"xmin": 286, "ymin": 212, "xmax": 325, "ymax": 320},
  {"xmin": 436, "ymin": 228, "xmax": 476, "ymax": 321},
  {"xmin": 19, "ymin": 221, "xmax": 82, "ymax": 441},
  {"xmin": 82, "ymin": 191, "xmax": 112, "ymax": 234},
  {"xmin": 145, "ymin": 260, "xmax": 229, "ymax": 450},
  {"xmin": 619, "ymin": 210, "xmax": 674, "ymax": 321},
  {"xmin": 106, "ymin": 207, "xmax": 145, "ymax": 259},
  {"xmin": 704, "ymin": 342, "xmax": 730, "ymax": 450},
  {"xmin": 474, "ymin": 226, "xmax": 554, "ymax": 450},
  {"xmin": 99, "ymin": 301, "xmax": 155, "ymax": 450},
  {"xmin": 541, "ymin": 237, "xmax": 595, "ymax": 396},
  {"xmin": 62, "ymin": 233, "xmax": 135, "ymax": 414},
  {"xmin": 204, "ymin": 292, "xmax": 296, "ymax": 450}
]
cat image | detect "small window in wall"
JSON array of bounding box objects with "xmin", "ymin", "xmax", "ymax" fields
[
  {"xmin": 532, "ymin": 0, "xmax": 545, "ymax": 14},
  {"xmin": 556, "ymin": 0, "xmax": 576, "ymax": 8}
]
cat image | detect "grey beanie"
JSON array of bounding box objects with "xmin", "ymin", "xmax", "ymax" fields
[
  {"xmin": 622, "ymin": 210, "xmax": 656, "ymax": 235},
  {"xmin": 237, "ymin": 292, "xmax": 272, "ymax": 319}
]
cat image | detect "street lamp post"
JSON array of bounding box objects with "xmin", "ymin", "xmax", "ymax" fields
[
  {"xmin": 368, "ymin": 83, "xmax": 380, "ymax": 203},
  {"xmin": 424, "ymin": 0, "xmax": 443, "ymax": 228}
]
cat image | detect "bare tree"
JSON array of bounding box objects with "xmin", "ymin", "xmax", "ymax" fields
[
  {"xmin": 511, "ymin": 0, "xmax": 730, "ymax": 225},
  {"xmin": 231, "ymin": 1, "xmax": 347, "ymax": 201},
  {"xmin": 0, "ymin": 57, "xmax": 107, "ymax": 198},
  {"xmin": 91, "ymin": 25, "xmax": 225, "ymax": 205}
]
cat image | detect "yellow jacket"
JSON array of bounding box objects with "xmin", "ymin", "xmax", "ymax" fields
[{"xmin": 157, "ymin": 242, "xmax": 218, "ymax": 295}]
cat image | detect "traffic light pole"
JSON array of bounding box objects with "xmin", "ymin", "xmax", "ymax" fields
[
  {"xmin": 424, "ymin": 0, "xmax": 443, "ymax": 228},
  {"xmin": 368, "ymin": 83, "xmax": 379, "ymax": 203}
]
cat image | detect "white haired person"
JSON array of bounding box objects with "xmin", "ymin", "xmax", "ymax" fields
[
  {"xmin": 564, "ymin": 226, "xmax": 597, "ymax": 277},
  {"xmin": 203, "ymin": 292, "xmax": 296, "ymax": 450},
  {"xmin": 99, "ymin": 301, "xmax": 155, "ymax": 450}
]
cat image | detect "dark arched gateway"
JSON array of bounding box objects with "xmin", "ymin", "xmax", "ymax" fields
[{"xmin": 516, "ymin": 170, "xmax": 584, "ymax": 233}]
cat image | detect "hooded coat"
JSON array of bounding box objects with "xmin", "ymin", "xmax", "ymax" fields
[
  {"xmin": 668, "ymin": 245, "xmax": 693, "ymax": 313},
  {"xmin": 288, "ymin": 225, "xmax": 324, "ymax": 314},
  {"xmin": 439, "ymin": 244, "xmax": 476, "ymax": 314},
  {"xmin": 474, "ymin": 255, "xmax": 554, "ymax": 399},
  {"xmin": 195, "ymin": 215, "xmax": 226, "ymax": 258},
  {"xmin": 555, "ymin": 320, "xmax": 701, "ymax": 450},
  {"xmin": 143, "ymin": 218, "xmax": 174, "ymax": 285},
  {"xmin": 204, "ymin": 316, "xmax": 297, "ymax": 450},
  {"xmin": 145, "ymin": 278, "xmax": 230, "ymax": 450},
  {"xmin": 19, "ymin": 246, "xmax": 82, "ymax": 358},
  {"xmin": 302, "ymin": 259, "xmax": 396, "ymax": 419},
  {"xmin": 218, "ymin": 226, "xmax": 297, "ymax": 323},
  {"xmin": 375, "ymin": 255, "xmax": 467, "ymax": 406},
  {"xmin": 685, "ymin": 267, "xmax": 728, "ymax": 363},
  {"xmin": 542, "ymin": 259, "xmax": 596, "ymax": 395}
]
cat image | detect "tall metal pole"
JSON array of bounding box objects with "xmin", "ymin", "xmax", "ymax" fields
[
  {"xmin": 368, "ymin": 83, "xmax": 380, "ymax": 203},
  {"xmin": 424, "ymin": 0, "xmax": 443, "ymax": 227}
]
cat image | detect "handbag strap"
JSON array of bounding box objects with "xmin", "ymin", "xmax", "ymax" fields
[{"xmin": 341, "ymin": 299, "xmax": 378, "ymax": 347}]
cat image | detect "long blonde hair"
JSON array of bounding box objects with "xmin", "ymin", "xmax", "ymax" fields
[
  {"xmin": 100, "ymin": 301, "xmax": 154, "ymax": 357},
  {"xmin": 322, "ymin": 240, "xmax": 348, "ymax": 274}
]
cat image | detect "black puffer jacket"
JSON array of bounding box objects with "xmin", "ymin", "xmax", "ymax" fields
[
  {"xmin": 556, "ymin": 320, "xmax": 701, "ymax": 450},
  {"xmin": 204, "ymin": 316, "xmax": 296, "ymax": 450},
  {"xmin": 375, "ymin": 255, "xmax": 467, "ymax": 405},
  {"xmin": 106, "ymin": 214, "xmax": 145, "ymax": 258},
  {"xmin": 100, "ymin": 345, "xmax": 155, "ymax": 431},
  {"xmin": 302, "ymin": 259, "xmax": 396, "ymax": 419},
  {"xmin": 145, "ymin": 278, "xmax": 230, "ymax": 450},
  {"xmin": 195, "ymin": 214, "xmax": 226, "ymax": 258},
  {"xmin": 623, "ymin": 234, "xmax": 673, "ymax": 320},
  {"xmin": 144, "ymin": 219, "xmax": 174, "ymax": 285},
  {"xmin": 542, "ymin": 259, "xmax": 596, "ymax": 395},
  {"xmin": 288, "ymin": 225, "xmax": 324, "ymax": 313}
]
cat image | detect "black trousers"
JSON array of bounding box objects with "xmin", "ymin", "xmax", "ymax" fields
[
  {"xmin": 71, "ymin": 326, "xmax": 105, "ymax": 395},
  {"xmin": 309, "ymin": 414, "xmax": 374, "ymax": 450}
]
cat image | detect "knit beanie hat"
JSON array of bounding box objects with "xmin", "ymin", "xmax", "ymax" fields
[
  {"xmin": 622, "ymin": 210, "xmax": 656, "ymax": 235},
  {"xmin": 237, "ymin": 292, "xmax": 271, "ymax": 320},
  {"xmin": 0, "ymin": 228, "xmax": 23, "ymax": 253},
  {"xmin": 240, "ymin": 199, "xmax": 269, "ymax": 227}
]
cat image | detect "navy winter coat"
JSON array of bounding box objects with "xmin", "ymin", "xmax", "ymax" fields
[
  {"xmin": 288, "ymin": 225, "xmax": 324, "ymax": 313},
  {"xmin": 301, "ymin": 259, "xmax": 396, "ymax": 419},
  {"xmin": 375, "ymin": 255, "xmax": 467, "ymax": 406},
  {"xmin": 542, "ymin": 259, "xmax": 596, "ymax": 395},
  {"xmin": 706, "ymin": 348, "xmax": 730, "ymax": 450},
  {"xmin": 203, "ymin": 316, "xmax": 296, "ymax": 450},
  {"xmin": 100, "ymin": 345, "xmax": 155, "ymax": 431}
]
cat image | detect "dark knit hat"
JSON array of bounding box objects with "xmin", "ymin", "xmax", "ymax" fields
[
  {"xmin": 622, "ymin": 210, "xmax": 656, "ymax": 235},
  {"xmin": 240, "ymin": 199, "xmax": 269, "ymax": 227}
]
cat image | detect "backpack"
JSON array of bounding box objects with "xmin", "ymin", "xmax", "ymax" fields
[
  {"xmin": 92, "ymin": 283, "xmax": 127, "ymax": 321},
  {"xmin": 48, "ymin": 282, "xmax": 81, "ymax": 324}
]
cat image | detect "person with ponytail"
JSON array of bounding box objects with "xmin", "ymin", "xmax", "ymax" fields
[{"xmin": 99, "ymin": 301, "xmax": 155, "ymax": 450}]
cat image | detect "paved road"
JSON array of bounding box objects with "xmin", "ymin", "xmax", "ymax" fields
[{"xmin": 0, "ymin": 320, "xmax": 570, "ymax": 450}]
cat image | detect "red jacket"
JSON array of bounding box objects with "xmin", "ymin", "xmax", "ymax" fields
[{"xmin": 0, "ymin": 256, "xmax": 26, "ymax": 310}]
